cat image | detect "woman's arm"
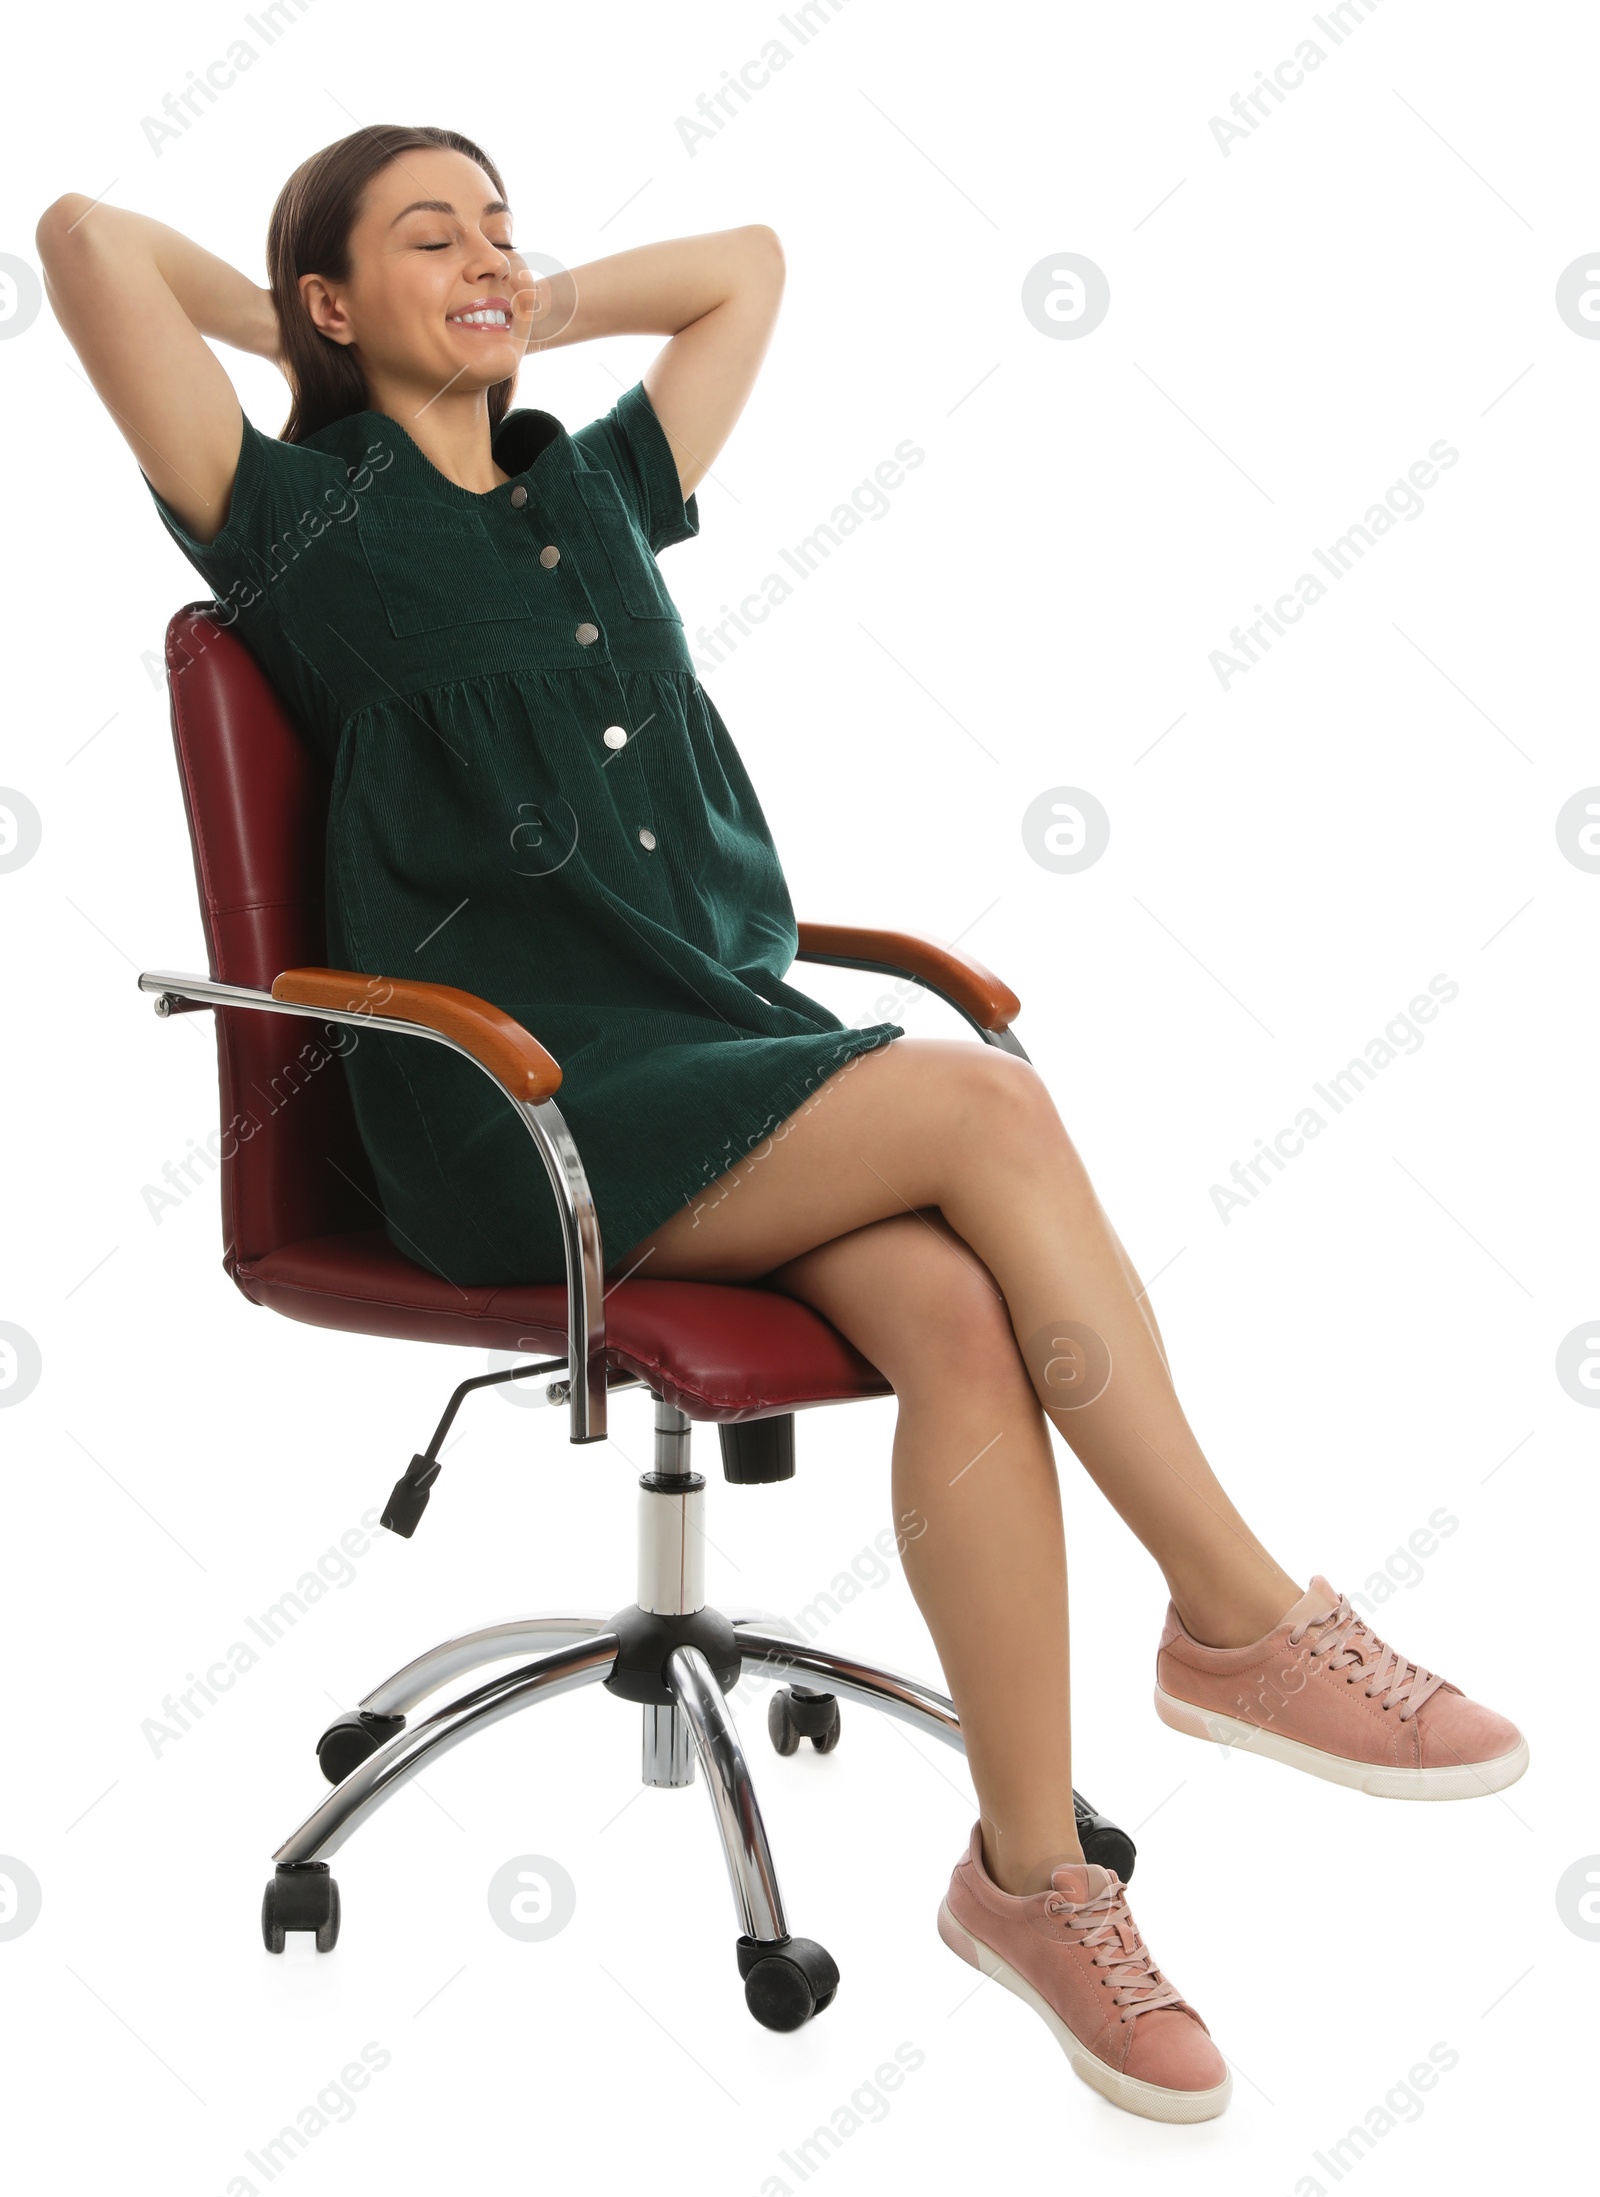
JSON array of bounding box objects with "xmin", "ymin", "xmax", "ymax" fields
[
  {"xmin": 518, "ymin": 225, "xmax": 784, "ymax": 500},
  {"xmin": 35, "ymin": 196, "xmax": 280, "ymax": 545}
]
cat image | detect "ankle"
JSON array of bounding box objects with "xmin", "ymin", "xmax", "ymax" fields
[
  {"xmin": 1169, "ymin": 1570, "xmax": 1303, "ymax": 1650},
  {"xmin": 980, "ymin": 1819, "xmax": 1085, "ymax": 1896}
]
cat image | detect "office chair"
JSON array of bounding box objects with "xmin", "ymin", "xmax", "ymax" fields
[{"xmin": 139, "ymin": 603, "xmax": 1136, "ymax": 2032}]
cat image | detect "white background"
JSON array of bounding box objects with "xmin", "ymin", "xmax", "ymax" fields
[{"xmin": 2, "ymin": 1, "xmax": 1594, "ymax": 2190}]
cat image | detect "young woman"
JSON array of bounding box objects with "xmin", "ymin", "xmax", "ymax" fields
[{"xmin": 37, "ymin": 124, "xmax": 1526, "ymax": 2126}]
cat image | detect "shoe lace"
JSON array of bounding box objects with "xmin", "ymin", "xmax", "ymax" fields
[
  {"xmin": 1044, "ymin": 1876, "xmax": 1185, "ymax": 2024},
  {"xmin": 1288, "ymin": 1592, "xmax": 1447, "ymax": 1719}
]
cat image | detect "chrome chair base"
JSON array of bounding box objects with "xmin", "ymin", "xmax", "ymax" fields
[{"xmin": 262, "ymin": 1398, "xmax": 1133, "ymax": 2031}]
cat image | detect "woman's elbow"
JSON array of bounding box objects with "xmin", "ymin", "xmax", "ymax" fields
[
  {"xmin": 741, "ymin": 223, "xmax": 786, "ymax": 289},
  {"xmin": 35, "ymin": 194, "xmax": 94, "ymax": 265}
]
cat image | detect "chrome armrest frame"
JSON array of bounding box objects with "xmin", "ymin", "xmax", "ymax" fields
[
  {"xmin": 793, "ymin": 948, "xmax": 1032, "ymax": 1062},
  {"xmin": 137, "ymin": 969, "xmax": 609, "ymax": 1444}
]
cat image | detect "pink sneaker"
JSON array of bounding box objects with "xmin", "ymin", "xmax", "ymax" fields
[
  {"xmin": 937, "ymin": 1822, "xmax": 1231, "ymax": 2123},
  {"xmin": 1155, "ymin": 1575, "xmax": 1529, "ymax": 1799}
]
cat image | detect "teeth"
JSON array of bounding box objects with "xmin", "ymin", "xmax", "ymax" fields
[{"xmin": 450, "ymin": 308, "xmax": 509, "ymax": 326}]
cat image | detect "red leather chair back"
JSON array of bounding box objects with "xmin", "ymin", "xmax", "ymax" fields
[{"xmin": 162, "ymin": 604, "xmax": 378, "ymax": 1275}]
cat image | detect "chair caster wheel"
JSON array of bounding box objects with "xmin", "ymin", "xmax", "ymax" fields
[
  {"xmin": 262, "ymin": 1862, "xmax": 340, "ymax": 1953},
  {"xmin": 768, "ymin": 1685, "xmax": 841, "ymax": 1757},
  {"xmin": 767, "ymin": 1690, "xmax": 800, "ymax": 1755},
  {"xmin": 1074, "ymin": 1793, "xmax": 1136, "ymax": 1883},
  {"xmin": 737, "ymin": 1934, "xmax": 839, "ymax": 2030},
  {"xmin": 316, "ymin": 1710, "xmax": 405, "ymax": 1785}
]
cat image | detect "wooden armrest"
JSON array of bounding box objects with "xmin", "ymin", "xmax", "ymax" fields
[
  {"xmin": 270, "ymin": 967, "xmax": 563, "ymax": 1103},
  {"xmin": 795, "ymin": 923, "xmax": 1021, "ymax": 1034}
]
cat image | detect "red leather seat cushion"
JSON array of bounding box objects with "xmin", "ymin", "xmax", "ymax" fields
[{"xmin": 237, "ymin": 1229, "xmax": 892, "ymax": 1423}]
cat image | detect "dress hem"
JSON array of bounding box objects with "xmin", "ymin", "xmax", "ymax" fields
[{"xmin": 600, "ymin": 1018, "xmax": 905, "ymax": 1274}]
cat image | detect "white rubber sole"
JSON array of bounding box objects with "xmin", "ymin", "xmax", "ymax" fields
[
  {"xmin": 1153, "ymin": 1682, "xmax": 1530, "ymax": 1800},
  {"xmin": 936, "ymin": 1899, "xmax": 1232, "ymax": 2124}
]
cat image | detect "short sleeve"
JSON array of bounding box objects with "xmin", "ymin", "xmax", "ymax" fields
[
  {"xmin": 570, "ymin": 379, "xmax": 700, "ymax": 557},
  {"xmin": 140, "ymin": 410, "xmax": 351, "ymax": 618}
]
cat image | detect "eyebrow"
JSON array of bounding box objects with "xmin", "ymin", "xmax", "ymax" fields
[{"xmin": 388, "ymin": 197, "xmax": 511, "ymax": 227}]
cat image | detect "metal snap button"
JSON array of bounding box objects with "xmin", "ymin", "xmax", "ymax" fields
[
  {"xmin": 509, "ymin": 484, "xmax": 528, "ymax": 508},
  {"xmin": 603, "ymin": 725, "xmax": 628, "ymax": 750},
  {"xmin": 575, "ymin": 622, "xmax": 599, "ymax": 645},
  {"xmin": 540, "ymin": 544, "xmax": 560, "ymax": 567},
  {"xmin": 638, "ymin": 827, "xmax": 657, "ymax": 850}
]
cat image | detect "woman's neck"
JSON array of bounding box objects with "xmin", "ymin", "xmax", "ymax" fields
[{"xmin": 363, "ymin": 375, "xmax": 509, "ymax": 494}]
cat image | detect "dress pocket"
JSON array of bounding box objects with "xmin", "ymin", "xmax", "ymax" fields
[
  {"xmin": 575, "ymin": 470, "xmax": 682, "ymax": 621},
  {"xmin": 359, "ymin": 496, "xmax": 532, "ymax": 637}
]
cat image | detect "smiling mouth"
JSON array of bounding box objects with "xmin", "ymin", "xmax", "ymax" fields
[{"xmin": 448, "ymin": 307, "xmax": 511, "ymax": 329}]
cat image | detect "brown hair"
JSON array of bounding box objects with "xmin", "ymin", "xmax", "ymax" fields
[{"xmin": 267, "ymin": 124, "xmax": 517, "ymax": 444}]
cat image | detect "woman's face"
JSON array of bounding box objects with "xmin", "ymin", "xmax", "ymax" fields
[{"xmin": 301, "ymin": 144, "xmax": 535, "ymax": 404}]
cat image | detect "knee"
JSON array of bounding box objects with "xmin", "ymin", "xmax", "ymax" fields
[
  {"xmin": 956, "ymin": 1048, "xmax": 1080, "ymax": 1170},
  {"xmin": 881, "ymin": 1234, "xmax": 1030, "ymax": 1398}
]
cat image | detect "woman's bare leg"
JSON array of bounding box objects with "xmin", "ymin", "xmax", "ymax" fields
[
  {"xmin": 628, "ymin": 1037, "xmax": 1301, "ymax": 1649},
  {"xmin": 753, "ymin": 1209, "xmax": 1082, "ymax": 1894}
]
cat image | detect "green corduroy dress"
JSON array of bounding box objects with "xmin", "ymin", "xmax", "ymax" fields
[{"xmin": 146, "ymin": 378, "xmax": 903, "ymax": 1284}]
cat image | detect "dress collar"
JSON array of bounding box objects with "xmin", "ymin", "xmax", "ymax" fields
[
  {"xmin": 492, "ymin": 406, "xmax": 566, "ymax": 478},
  {"xmin": 324, "ymin": 405, "xmax": 568, "ymax": 503}
]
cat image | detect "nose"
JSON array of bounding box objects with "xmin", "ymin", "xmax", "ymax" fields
[{"xmin": 466, "ymin": 229, "xmax": 512, "ymax": 275}]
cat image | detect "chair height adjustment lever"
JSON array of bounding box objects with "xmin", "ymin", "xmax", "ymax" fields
[
  {"xmin": 380, "ymin": 1356, "xmax": 568, "ymax": 1538},
  {"xmin": 381, "ymin": 1452, "xmax": 443, "ymax": 1538}
]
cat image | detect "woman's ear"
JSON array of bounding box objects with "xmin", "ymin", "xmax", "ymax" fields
[{"xmin": 299, "ymin": 271, "xmax": 353, "ymax": 346}]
